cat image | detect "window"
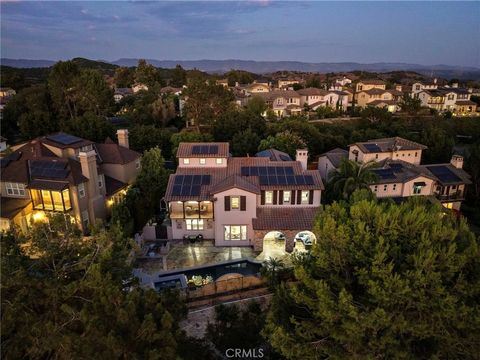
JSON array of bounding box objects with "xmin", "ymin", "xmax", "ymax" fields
[
  {"xmin": 199, "ymin": 158, "xmax": 206, "ymax": 165},
  {"xmin": 393, "ymin": 184, "xmax": 397, "ymax": 191},
  {"xmin": 5, "ymin": 182, "xmax": 25, "ymax": 196},
  {"xmin": 230, "ymin": 196, "xmax": 240, "ymax": 209},
  {"xmin": 374, "ymin": 185, "xmax": 378, "ymax": 192},
  {"xmin": 413, "ymin": 185, "xmax": 422, "ymax": 194},
  {"xmin": 183, "ymin": 158, "xmax": 190, "ymax": 165},
  {"xmin": 135, "ymin": 160, "xmax": 141, "ymax": 169},
  {"xmin": 216, "ymin": 158, "xmax": 223, "ymax": 164},
  {"xmin": 81, "ymin": 145, "xmax": 93, "ymax": 152},
  {"xmin": 78, "ymin": 183, "xmax": 86, "ymax": 198},
  {"xmin": 32, "ymin": 189, "xmax": 72, "ymax": 211},
  {"xmin": 383, "ymin": 184, "xmax": 388, "ymax": 191},
  {"xmin": 224, "ymin": 225, "xmax": 247, "ymax": 241},
  {"xmin": 301, "ymin": 191, "xmax": 310, "ymax": 204},
  {"xmin": 186, "ymin": 219, "xmax": 204, "ymax": 230},
  {"xmin": 98, "ymin": 176, "xmax": 103, "ymax": 188},
  {"xmin": 81, "ymin": 210, "xmax": 89, "ymax": 230},
  {"xmin": 375, "ymin": 154, "xmax": 379, "ymax": 159},
  {"xmin": 283, "ymin": 191, "xmax": 291, "ymax": 204},
  {"xmin": 415, "ymin": 152, "xmax": 418, "ymax": 157},
  {"xmin": 265, "ymin": 191, "xmax": 273, "ymax": 205}
]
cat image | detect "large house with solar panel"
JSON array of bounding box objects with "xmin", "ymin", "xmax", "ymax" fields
[
  {"xmin": 163, "ymin": 143, "xmax": 324, "ymax": 252},
  {"xmin": 0, "ymin": 130, "xmax": 141, "ymax": 233},
  {"xmin": 318, "ymin": 137, "xmax": 471, "ymax": 210}
]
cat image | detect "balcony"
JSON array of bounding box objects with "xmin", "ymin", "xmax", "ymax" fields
[
  {"xmin": 169, "ymin": 200, "xmax": 214, "ymax": 219},
  {"xmin": 435, "ymin": 191, "xmax": 464, "ymax": 201}
]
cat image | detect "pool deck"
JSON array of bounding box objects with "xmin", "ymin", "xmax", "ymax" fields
[{"xmin": 135, "ymin": 239, "xmax": 293, "ymax": 274}]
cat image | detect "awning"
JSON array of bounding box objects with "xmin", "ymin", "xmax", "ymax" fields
[
  {"xmin": 28, "ymin": 180, "xmax": 69, "ymax": 191},
  {"xmin": 414, "ymin": 182, "xmax": 426, "ymax": 187}
]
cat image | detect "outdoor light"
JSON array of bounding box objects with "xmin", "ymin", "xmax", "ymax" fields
[{"xmin": 32, "ymin": 212, "xmax": 45, "ymax": 222}]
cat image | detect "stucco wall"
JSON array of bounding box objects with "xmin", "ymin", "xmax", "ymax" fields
[{"xmin": 178, "ymin": 157, "xmax": 227, "ymax": 168}]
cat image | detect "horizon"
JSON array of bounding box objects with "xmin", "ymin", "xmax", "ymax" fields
[{"xmin": 1, "ymin": 1, "xmax": 479, "ymax": 68}]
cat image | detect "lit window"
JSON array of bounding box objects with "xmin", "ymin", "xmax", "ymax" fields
[
  {"xmin": 283, "ymin": 191, "xmax": 291, "ymax": 203},
  {"xmin": 78, "ymin": 183, "xmax": 85, "ymax": 198},
  {"xmin": 230, "ymin": 196, "xmax": 240, "ymax": 209},
  {"xmin": 413, "ymin": 185, "xmax": 422, "ymax": 194},
  {"xmin": 199, "ymin": 158, "xmax": 206, "ymax": 165},
  {"xmin": 224, "ymin": 225, "xmax": 247, "ymax": 241},
  {"xmin": 216, "ymin": 158, "xmax": 223, "ymax": 164},
  {"xmin": 301, "ymin": 191, "xmax": 310, "ymax": 204},
  {"xmin": 186, "ymin": 219, "xmax": 204, "ymax": 230},
  {"xmin": 5, "ymin": 182, "xmax": 25, "ymax": 196},
  {"xmin": 183, "ymin": 158, "xmax": 190, "ymax": 165},
  {"xmin": 265, "ymin": 191, "xmax": 273, "ymax": 205}
]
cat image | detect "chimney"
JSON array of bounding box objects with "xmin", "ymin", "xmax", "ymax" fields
[
  {"xmin": 450, "ymin": 154, "xmax": 464, "ymax": 169},
  {"xmin": 452, "ymin": 82, "xmax": 459, "ymax": 88},
  {"xmin": 117, "ymin": 129, "xmax": 129, "ymax": 149},
  {"xmin": 433, "ymin": 78, "xmax": 437, "ymax": 84},
  {"xmin": 296, "ymin": 149, "xmax": 308, "ymax": 171},
  {"xmin": 79, "ymin": 150, "xmax": 100, "ymax": 195}
]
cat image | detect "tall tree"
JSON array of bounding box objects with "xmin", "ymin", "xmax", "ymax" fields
[
  {"xmin": 114, "ymin": 66, "xmax": 135, "ymax": 88},
  {"xmin": 48, "ymin": 60, "xmax": 81, "ymax": 120},
  {"xmin": 399, "ymin": 93, "xmax": 422, "ymax": 115},
  {"xmin": 328, "ymin": 158, "xmax": 378, "ymax": 200},
  {"xmin": 135, "ymin": 59, "xmax": 161, "ymax": 87},
  {"xmin": 171, "ymin": 64, "xmax": 187, "ymax": 87},
  {"xmin": 232, "ymin": 128, "xmax": 261, "ymax": 156},
  {"xmin": 258, "ymin": 130, "xmax": 307, "ymax": 159},
  {"xmin": 1, "ymin": 214, "xmax": 186, "ymax": 359},
  {"xmin": 264, "ymin": 192, "xmax": 480, "ymax": 359}
]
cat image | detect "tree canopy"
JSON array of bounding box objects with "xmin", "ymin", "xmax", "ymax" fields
[{"xmin": 264, "ymin": 192, "xmax": 480, "ymax": 359}]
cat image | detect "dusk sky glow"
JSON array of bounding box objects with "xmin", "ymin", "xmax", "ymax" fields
[{"xmin": 1, "ymin": 1, "xmax": 479, "ymax": 67}]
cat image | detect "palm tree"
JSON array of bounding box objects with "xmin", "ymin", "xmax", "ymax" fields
[
  {"xmin": 261, "ymin": 257, "xmax": 285, "ymax": 287},
  {"xmin": 329, "ymin": 158, "xmax": 378, "ymax": 200}
]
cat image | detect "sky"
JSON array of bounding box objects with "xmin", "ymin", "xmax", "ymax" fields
[{"xmin": 1, "ymin": 1, "xmax": 479, "ymax": 67}]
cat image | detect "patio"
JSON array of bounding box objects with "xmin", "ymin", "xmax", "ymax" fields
[{"xmin": 135, "ymin": 239, "xmax": 294, "ymax": 274}]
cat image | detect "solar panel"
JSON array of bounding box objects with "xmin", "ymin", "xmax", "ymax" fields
[
  {"xmin": 285, "ymin": 175, "xmax": 295, "ymax": 184},
  {"xmin": 180, "ymin": 186, "xmax": 190, "ymax": 196},
  {"xmin": 47, "ymin": 133, "xmax": 83, "ymax": 145},
  {"xmin": 30, "ymin": 160, "xmax": 68, "ymax": 179},
  {"xmin": 241, "ymin": 167, "xmax": 249, "ymax": 176},
  {"xmin": 251, "ymin": 167, "xmax": 259, "ymax": 176},
  {"xmin": 278, "ymin": 176, "xmax": 287, "ymax": 185},
  {"xmin": 191, "ymin": 146, "xmax": 201, "ymax": 154},
  {"xmin": 285, "ymin": 167, "xmax": 294, "ymax": 175},
  {"xmin": 295, "ymin": 175, "xmax": 306, "ymax": 185},
  {"xmin": 258, "ymin": 167, "xmax": 267, "ymax": 175},
  {"xmin": 267, "ymin": 167, "xmax": 275, "ymax": 175},
  {"xmin": 268, "ymin": 175, "xmax": 278, "ymax": 185},
  {"xmin": 201, "ymin": 175, "xmax": 211, "ymax": 185},
  {"xmin": 172, "ymin": 185, "xmax": 182, "ymax": 195},
  {"xmin": 304, "ymin": 175, "xmax": 314, "ymax": 185},
  {"xmin": 191, "ymin": 185, "xmax": 201, "ymax": 196},
  {"xmin": 174, "ymin": 176, "xmax": 184, "ymax": 185},
  {"xmin": 259, "ymin": 175, "xmax": 268, "ymax": 185},
  {"xmin": 208, "ymin": 145, "xmax": 218, "ymax": 154},
  {"xmin": 427, "ymin": 166, "xmax": 461, "ymax": 183},
  {"xmin": 364, "ymin": 143, "xmax": 382, "ymax": 152}
]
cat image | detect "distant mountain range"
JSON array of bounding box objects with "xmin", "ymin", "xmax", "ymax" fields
[{"xmin": 2, "ymin": 58, "xmax": 480, "ymax": 80}]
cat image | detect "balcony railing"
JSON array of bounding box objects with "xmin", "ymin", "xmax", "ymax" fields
[{"xmin": 435, "ymin": 191, "xmax": 464, "ymax": 201}]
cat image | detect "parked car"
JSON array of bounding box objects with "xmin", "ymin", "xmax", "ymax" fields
[
  {"xmin": 274, "ymin": 232, "xmax": 286, "ymax": 241},
  {"xmin": 294, "ymin": 232, "xmax": 313, "ymax": 246}
]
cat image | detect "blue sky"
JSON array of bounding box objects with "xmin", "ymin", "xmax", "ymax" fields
[{"xmin": 1, "ymin": 1, "xmax": 479, "ymax": 67}]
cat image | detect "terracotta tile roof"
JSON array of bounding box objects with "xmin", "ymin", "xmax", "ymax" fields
[
  {"xmin": 257, "ymin": 90, "xmax": 300, "ymax": 101},
  {"xmin": 297, "ymin": 88, "xmax": 329, "ymax": 96},
  {"xmin": 0, "ymin": 197, "xmax": 31, "ymax": 219},
  {"xmin": 367, "ymin": 99, "xmax": 397, "ymax": 106},
  {"xmin": 455, "ymin": 100, "xmax": 476, "ymax": 106},
  {"xmin": 362, "ymin": 88, "xmax": 388, "ymax": 95},
  {"xmin": 358, "ymin": 79, "xmax": 385, "ymax": 85},
  {"xmin": 176, "ymin": 142, "xmax": 230, "ymax": 158},
  {"xmin": 309, "ymin": 101, "xmax": 327, "ymax": 108},
  {"xmin": 95, "ymin": 142, "xmax": 140, "ymax": 165},
  {"xmin": 209, "ymin": 175, "xmax": 260, "ymax": 195},
  {"xmin": 352, "ymin": 137, "xmax": 427, "ymax": 153},
  {"xmin": 252, "ymin": 207, "xmax": 318, "ymax": 230},
  {"xmin": 164, "ymin": 156, "xmax": 324, "ymax": 202}
]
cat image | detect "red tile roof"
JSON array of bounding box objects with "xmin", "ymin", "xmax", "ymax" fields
[
  {"xmin": 252, "ymin": 207, "xmax": 318, "ymax": 230},
  {"xmin": 176, "ymin": 142, "xmax": 230, "ymax": 158},
  {"xmin": 95, "ymin": 142, "xmax": 140, "ymax": 165}
]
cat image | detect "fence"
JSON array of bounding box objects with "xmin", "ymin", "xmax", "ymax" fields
[{"xmin": 184, "ymin": 275, "xmax": 266, "ymax": 300}]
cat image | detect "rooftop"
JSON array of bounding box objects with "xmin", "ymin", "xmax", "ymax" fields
[
  {"xmin": 176, "ymin": 142, "xmax": 230, "ymax": 158},
  {"xmin": 352, "ymin": 137, "xmax": 427, "ymax": 153}
]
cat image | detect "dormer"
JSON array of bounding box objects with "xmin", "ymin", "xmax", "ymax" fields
[{"xmin": 177, "ymin": 142, "xmax": 229, "ymax": 168}]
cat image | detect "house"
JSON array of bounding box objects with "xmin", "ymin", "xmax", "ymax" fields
[
  {"xmin": 0, "ymin": 87, "xmax": 16, "ymax": 99},
  {"xmin": 318, "ymin": 148, "xmax": 348, "ymax": 182},
  {"xmin": 163, "ymin": 143, "xmax": 324, "ymax": 252},
  {"xmin": 132, "ymin": 83, "xmax": 149, "ymax": 93},
  {"xmin": 355, "ymin": 88, "xmax": 403, "ymax": 111},
  {"xmin": 258, "ymin": 90, "xmax": 302, "ymax": 116},
  {"xmin": 246, "ymin": 82, "xmax": 270, "ymax": 94},
  {"xmin": 297, "ymin": 88, "xmax": 349, "ymax": 111},
  {"xmin": 348, "ymin": 137, "xmax": 426, "ymax": 165},
  {"xmin": 160, "ymin": 86, "xmax": 183, "ymax": 96},
  {"xmin": 277, "ymin": 78, "xmax": 302, "ymax": 89},
  {"xmin": 336, "ymin": 76, "xmax": 352, "ymax": 86},
  {"xmin": 216, "ymin": 79, "xmax": 229, "ymax": 88},
  {"xmin": 114, "ymin": 88, "xmax": 134, "ymax": 103},
  {"xmin": 411, "ymin": 78, "xmax": 438, "ymax": 94},
  {"xmin": 355, "ymin": 79, "xmax": 386, "ymax": 92},
  {"xmin": 255, "ymin": 149, "xmax": 292, "ymax": 162},
  {"xmin": 0, "ymin": 130, "xmax": 141, "ymax": 234},
  {"xmin": 417, "ymin": 87, "xmax": 476, "ymax": 113},
  {"xmin": 318, "ymin": 137, "xmax": 471, "ymax": 211},
  {"xmin": 418, "ymin": 89, "xmax": 446, "ymax": 111}
]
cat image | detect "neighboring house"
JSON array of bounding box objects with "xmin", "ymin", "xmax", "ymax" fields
[
  {"xmin": 411, "ymin": 79, "xmax": 439, "ymax": 94},
  {"xmin": 348, "ymin": 137, "xmax": 426, "ymax": 165},
  {"xmin": 277, "ymin": 78, "xmax": 302, "ymax": 89},
  {"xmin": 160, "ymin": 86, "xmax": 183, "ymax": 96},
  {"xmin": 317, "ymin": 148, "xmax": 348, "ymax": 182},
  {"xmin": 418, "ymin": 87, "xmax": 476, "ymax": 113},
  {"xmin": 297, "ymin": 88, "xmax": 349, "ymax": 111},
  {"xmin": 258, "ymin": 90, "xmax": 302, "ymax": 116},
  {"xmin": 255, "ymin": 149, "xmax": 292, "ymax": 162},
  {"xmin": 0, "ymin": 130, "xmax": 141, "ymax": 234},
  {"xmin": 114, "ymin": 88, "xmax": 134, "ymax": 103},
  {"xmin": 132, "ymin": 83, "xmax": 149, "ymax": 93},
  {"xmin": 0, "ymin": 136, "xmax": 7, "ymax": 152},
  {"xmin": 336, "ymin": 76, "xmax": 352, "ymax": 86},
  {"xmin": 355, "ymin": 79, "xmax": 386, "ymax": 92},
  {"xmin": 164, "ymin": 143, "xmax": 324, "ymax": 252},
  {"xmin": 356, "ymin": 88, "xmax": 403, "ymax": 111},
  {"xmin": 216, "ymin": 79, "xmax": 229, "ymax": 88},
  {"xmin": 418, "ymin": 89, "xmax": 446, "ymax": 111},
  {"xmin": 246, "ymin": 82, "xmax": 271, "ymax": 94},
  {"xmin": 0, "ymin": 87, "xmax": 16, "ymax": 99},
  {"xmin": 319, "ymin": 137, "xmax": 471, "ymax": 211}
]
